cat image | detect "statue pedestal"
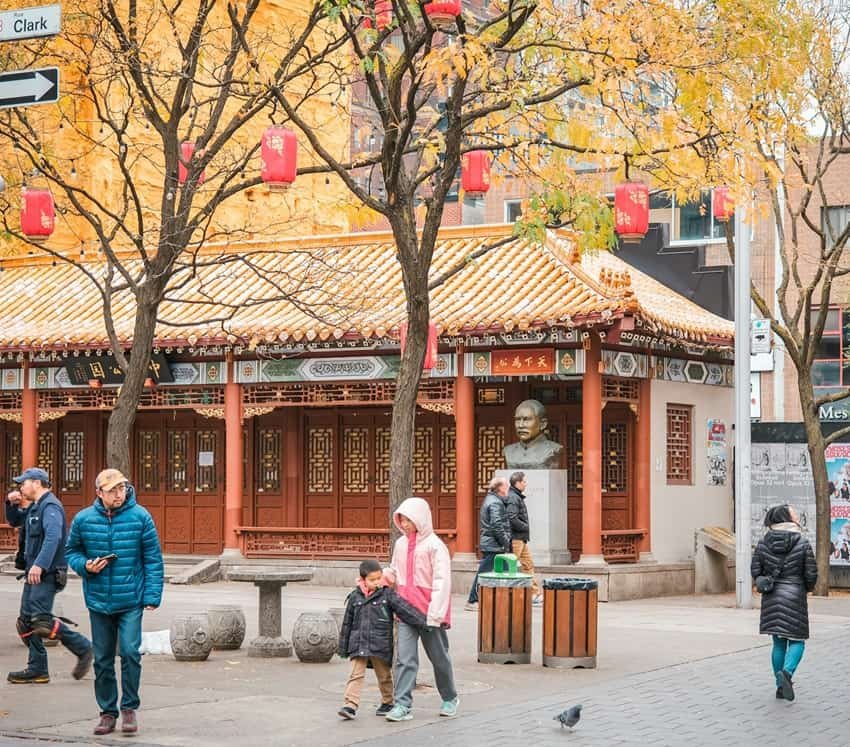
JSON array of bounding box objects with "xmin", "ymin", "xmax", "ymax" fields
[{"xmin": 497, "ymin": 469, "xmax": 569, "ymax": 566}]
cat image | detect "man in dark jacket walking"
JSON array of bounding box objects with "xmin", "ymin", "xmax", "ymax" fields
[
  {"xmin": 66, "ymin": 469, "xmax": 164, "ymax": 736},
  {"xmin": 506, "ymin": 472, "xmax": 542, "ymax": 604},
  {"xmin": 7, "ymin": 468, "xmax": 93, "ymax": 685},
  {"xmin": 465, "ymin": 476, "xmax": 511, "ymax": 610}
]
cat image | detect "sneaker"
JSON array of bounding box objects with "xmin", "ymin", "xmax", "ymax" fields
[
  {"xmin": 93, "ymin": 714, "xmax": 116, "ymax": 736},
  {"xmin": 385, "ymin": 704, "xmax": 412, "ymax": 722},
  {"xmin": 7, "ymin": 669, "xmax": 49, "ymax": 684},
  {"xmin": 337, "ymin": 706, "xmax": 356, "ymax": 720},
  {"xmin": 532, "ymin": 594, "xmax": 543, "ymax": 606},
  {"xmin": 121, "ymin": 709, "xmax": 138, "ymax": 734},
  {"xmin": 464, "ymin": 601, "xmax": 478, "ymax": 611},
  {"xmin": 72, "ymin": 648, "xmax": 93, "ymax": 680},
  {"xmin": 375, "ymin": 703, "xmax": 393, "ymax": 716},
  {"xmin": 439, "ymin": 697, "xmax": 459, "ymax": 717},
  {"xmin": 778, "ymin": 670, "xmax": 795, "ymax": 701}
]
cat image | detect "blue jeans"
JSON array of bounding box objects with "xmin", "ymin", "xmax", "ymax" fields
[
  {"xmin": 467, "ymin": 552, "xmax": 498, "ymax": 603},
  {"xmin": 772, "ymin": 635, "xmax": 805, "ymax": 683},
  {"xmin": 19, "ymin": 574, "xmax": 91, "ymax": 675},
  {"xmin": 89, "ymin": 607, "xmax": 144, "ymax": 716}
]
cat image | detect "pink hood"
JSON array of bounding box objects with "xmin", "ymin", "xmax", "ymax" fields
[{"xmin": 386, "ymin": 497, "xmax": 452, "ymax": 627}]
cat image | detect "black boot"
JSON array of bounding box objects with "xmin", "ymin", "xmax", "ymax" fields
[
  {"xmin": 778, "ymin": 670, "xmax": 795, "ymax": 701},
  {"xmin": 7, "ymin": 669, "xmax": 49, "ymax": 684}
]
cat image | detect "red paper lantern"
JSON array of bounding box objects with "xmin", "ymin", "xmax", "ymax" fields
[
  {"xmin": 261, "ymin": 126, "xmax": 298, "ymax": 191},
  {"xmin": 178, "ymin": 141, "xmax": 205, "ymax": 186},
  {"xmin": 424, "ymin": 0, "xmax": 461, "ymax": 29},
  {"xmin": 712, "ymin": 186, "xmax": 734, "ymax": 223},
  {"xmin": 461, "ymin": 150, "xmax": 491, "ymax": 199},
  {"xmin": 375, "ymin": 0, "xmax": 393, "ymax": 30},
  {"xmin": 614, "ymin": 180, "xmax": 650, "ymax": 243},
  {"xmin": 20, "ymin": 188, "xmax": 55, "ymax": 242},
  {"xmin": 399, "ymin": 322, "xmax": 439, "ymax": 370}
]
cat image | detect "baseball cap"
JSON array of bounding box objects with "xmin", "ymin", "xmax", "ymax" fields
[
  {"xmin": 13, "ymin": 467, "xmax": 51, "ymax": 485},
  {"xmin": 96, "ymin": 468, "xmax": 128, "ymax": 491}
]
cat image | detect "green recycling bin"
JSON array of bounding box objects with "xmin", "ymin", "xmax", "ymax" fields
[{"xmin": 477, "ymin": 553, "xmax": 533, "ymax": 664}]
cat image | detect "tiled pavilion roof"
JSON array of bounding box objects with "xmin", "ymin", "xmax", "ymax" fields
[{"xmin": 0, "ymin": 225, "xmax": 734, "ymax": 351}]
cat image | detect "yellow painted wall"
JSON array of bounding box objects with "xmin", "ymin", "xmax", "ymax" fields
[{"xmin": 0, "ymin": 0, "xmax": 351, "ymax": 260}]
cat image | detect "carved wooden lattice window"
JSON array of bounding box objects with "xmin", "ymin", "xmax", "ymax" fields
[
  {"xmin": 343, "ymin": 427, "xmax": 369, "ymax": 493},
  {"xmin": 566, "ymin": 424, "xmax": 583, "ymax": 492},
  {"xmin": 5, "ymin": 433, "xmax": 21, "ymax": 488},
  {"xmin": 37, "ymin": 433, "xmax": 54, "ymax": 475},
  {"xmin": 477, "ymin": 425, "xmax": 505, "ymax": 494},
  {"xmin": 603, "ymin": 423, "xmax": 628, "ymax": 493},
  {"xmin": 413, "ymin": 427, "xmax": 434, "ymax": 493},
  {"xmin": 307, "ymin": 427, "xmax": 334, "ymax": 493},
  {"xmin": 195, "ymin": 431, "xmax": 217, "ymax": 492},
  {"xmin": 256, "ymin": 428, "xmax": 281, "ymax": 492},
  {"xmin": 667, "ymin": 404, "xmax": 693, "ymax": 484},
  {"xmin": 61, "ymin": 432, "xmax": 85, "ymax": 491},
  {"xmin": 242, "ymin": 427, "xmax": 249, "ymax": 492},
  {"xmin": 136, "ymin": 431, "xmax": 160, "ymax": 491},
  {"xmin": 440, "ymin": 426, "xmax": 457, "ymax": 494},
  {"xmin": 374, "ymin": 427, "xmax": 391, "ymax": 493},
  {"xmin": 167, "ymin": 431, "xmax": 189, "ymax": 492}
]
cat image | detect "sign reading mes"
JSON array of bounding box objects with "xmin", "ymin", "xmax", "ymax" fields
[{"xmin": 0, "ymin": 4, "xmax": 61, "ymax": 42}]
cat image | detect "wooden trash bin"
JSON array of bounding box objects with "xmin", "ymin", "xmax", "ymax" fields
[
  {"xmin": 477, "ymin": 553, "xmax": 533, "ymax": 664},
  {"xmin": 542, "ymin": 577, "xmax": 598, "ymax": 668}
]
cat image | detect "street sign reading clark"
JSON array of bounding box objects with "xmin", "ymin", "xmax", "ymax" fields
[
  {"xmin": 0, "ymin": 67, "xmax": 59, "ymax": 110},
  {"xmin": 0, "ymin": 4, "xmax": 61, "ymax": 43}
]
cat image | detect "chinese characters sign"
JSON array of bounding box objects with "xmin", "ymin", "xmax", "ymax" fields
[{"xmin": 490, "ymin": 348, "xmax": 555, "ymax": 376}]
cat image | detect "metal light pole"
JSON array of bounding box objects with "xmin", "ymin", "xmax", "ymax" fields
[{"xmin": 734, "ymin": 207, "xmax": 753, "ymax": 609}]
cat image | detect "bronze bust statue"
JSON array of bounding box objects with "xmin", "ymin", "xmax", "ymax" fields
[{"xmin": 503, "ymin": 399, "xmax": 564, "ymax": 470}]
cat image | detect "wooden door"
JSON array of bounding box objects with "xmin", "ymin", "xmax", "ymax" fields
[
  {"xmin": 56, "ymin": 413, "xmax": 102, "ymax": 523},
  {"xmin": 601, "ymin": 405, "xmax": 634, "ymax": 532},
  {"xmin": 0, "ymin": 421, "xmax": 22, "ymax": 488},
  {"xmin": 133, "ymin": 413, "xmax": 223, "ymax": 554}
]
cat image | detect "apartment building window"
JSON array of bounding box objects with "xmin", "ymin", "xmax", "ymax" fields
[
  {"xmin": 822, "ymin": 205, "xmax": 850, "ymax": 249},
  {"xmin": 505, "ymin": 200, "xmax": 522, "ymax": 223},
  {"xmin": 811, "ymin": 307, "xmax": 846, "ymax": 389},
  {"xmin": 649, "ymin": 189, "xmax": 735, "ymax": 245},
  {"xmin": 666, "ymin": 404, "xmax": 693, "ymax": 485}
]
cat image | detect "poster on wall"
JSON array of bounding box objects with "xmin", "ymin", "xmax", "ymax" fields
[
  {"xmin": 825, "ymin": 445, "xmax": 850, "ymax": 565},
  {"xmin": 751, "ymin": 443, "xmax": 816, "ymax": 549},
  {"xmin": 706, "ymin": 419, "xmax": 727, "ymax": 486}
]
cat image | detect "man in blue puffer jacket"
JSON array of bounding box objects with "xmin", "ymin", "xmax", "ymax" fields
[{"xmin": 66, "ymin": 468, "xmax": 163, "ymax": 737}]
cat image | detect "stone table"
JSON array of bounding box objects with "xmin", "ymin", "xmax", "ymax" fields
[{"xmin": 228, "ymin": 569, "xmax": 313, "ymax": 657}]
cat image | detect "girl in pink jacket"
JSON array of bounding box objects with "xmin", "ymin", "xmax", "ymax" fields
[{"xmin": 383, "ymin": 497, "xmax": 459, "ymax": 722}]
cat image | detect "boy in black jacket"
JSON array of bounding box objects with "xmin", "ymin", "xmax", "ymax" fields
[{"xmin": 337, "ymin": 558, "xmax": 425, "ymax": 720}]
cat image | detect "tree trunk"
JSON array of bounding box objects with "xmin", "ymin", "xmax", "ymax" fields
[
  {"xmin": 799, "ymin": 375, "xmax": 830, "ymax": 595},
  {"xmin": 387, "ymin": 272, "xmax": 429, "ymax": 552},
  {"xmin": 105, "ymin": 301, "xmax": 159, "ymax": 477}
]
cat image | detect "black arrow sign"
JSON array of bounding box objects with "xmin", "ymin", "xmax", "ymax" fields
[{"xmin": 0, "ymin": 67, "xmax": 59, "ymax": 110}]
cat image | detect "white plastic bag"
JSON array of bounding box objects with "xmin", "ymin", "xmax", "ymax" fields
[{"xmin": 139, "ymin": 629, "xmax": 172, "ymax": 655}]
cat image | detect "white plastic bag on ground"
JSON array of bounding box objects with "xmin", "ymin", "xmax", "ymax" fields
[{"xmin": 139, "ymin": 629, "xmax": 172, "ymax": 655}]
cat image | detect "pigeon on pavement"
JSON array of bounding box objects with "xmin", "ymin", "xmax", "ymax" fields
[{"xmin": 553, "ymin": 704, "xmax": 582, "ymax": 729}]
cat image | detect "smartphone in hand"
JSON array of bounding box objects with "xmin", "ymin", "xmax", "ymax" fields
[{"xmin": 101, "ymin": 553, "xmax": 118, "ymax": 562}]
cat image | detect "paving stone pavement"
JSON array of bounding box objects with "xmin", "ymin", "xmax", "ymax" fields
[{"xmin": 357, "ymin": 628, "xmax": 850, "ymax": 747}]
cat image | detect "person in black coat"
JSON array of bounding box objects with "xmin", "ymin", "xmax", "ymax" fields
[
  {"xmin": 465, "ymin": 476, "xmax": 512, "ymax": 609},
  {"xmin": 505, "ymin": 472, "xmax": 542, "ymax": 603},
  {"xmin": 337, "ymin": 559, "xmax": 425, "ymax": 720},
  {"xmin": 751, "ymin": 504, "xmax": 817, "ymax": 702}
]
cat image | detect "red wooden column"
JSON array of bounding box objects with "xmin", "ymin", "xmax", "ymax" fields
[
  {"xmin": 21, "ymin": 358, "xmax": 38, "ymax": 471},
  {"xmin": 223, "ymin": 356, "xmax": 244, "ymax": 555},
  {"xmin": 634, "ymin": 375, "xmax": 653, "ymax": 559},
  {"xmin": 578, "ymin": 336, "xmax": 604, "ymax": 564},
  {"xmin": 454, "ymin": 348, "xmax": 476, "ymax": 561}
]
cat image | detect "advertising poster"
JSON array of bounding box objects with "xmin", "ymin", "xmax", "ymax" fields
[
  {"xmin": 706, "ymin": 419, "xmax": 727, "ymax": 486},
  {"xmin": 751, "ymin": 443, "xmax": 816, "ymax": 549},
  {"xmin": 826, "ymin": 445, "xmax": 850, "ymax": 566}
]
